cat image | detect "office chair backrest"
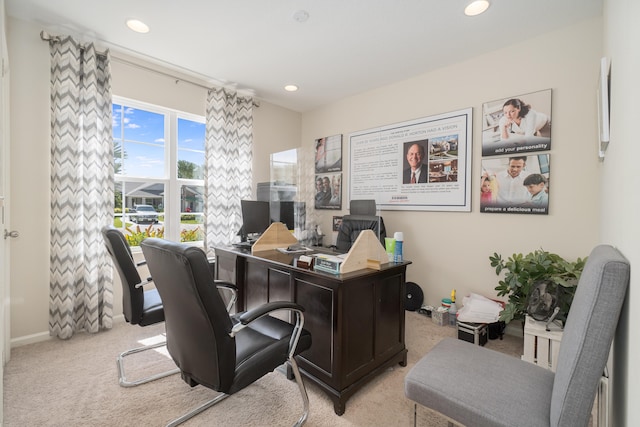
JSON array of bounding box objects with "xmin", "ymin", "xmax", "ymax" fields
[
  {"xmin": 336, "ymin": 215, "xmax": 386, "ymax": 252},
  {"xmin": 550, "ymin": 245, "xmax": 629, "ymax": 426},
  {"xmin": 102, "ymin": 226, "xmax": 145, "ymax": 324},
  {"xmin": 140, "ymin": 238, "xmax": 236, "ymax": 392},
  {"xmin": 350, "ymin": 199, "xmax": 377, "ymax": 215}
]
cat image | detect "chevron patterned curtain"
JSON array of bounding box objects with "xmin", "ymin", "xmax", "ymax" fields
[
  {"xmin": 49, "ymin": 36, "xmax": 114, "ymax": 339},
  {"xmin": 203, "ymin": 88, "xmax": 253, "ymax": 255}
]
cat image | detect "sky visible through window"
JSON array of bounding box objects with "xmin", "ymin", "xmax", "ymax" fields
[{"xmin": 113, "ymin": 104, "xmax": 205, "ymax": 178}]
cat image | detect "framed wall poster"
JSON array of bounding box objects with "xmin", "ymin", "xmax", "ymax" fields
[
  {"xmin": 480, "ymin": 154, "xmax": 550, "ymax": 215},
  {"xmin": 597, "ymin": 57, "xmax": 610, "ymax": 159},
  {"xmin": 315, "ymin": 172, "xmax": 342, "ymax": 210},
  {"xmin": 482, "ymin": 89, "xmax": 552, "ymax": 157},
  {"xmin": 332, "ymin": 216, "xmax": 343, "ymax": 232},
  {"xmin": 348, "ymin": 108, "xmax": 473, "ymax": 212},
  {"xmin": 315, "ymin": 134, "xmax": 343, "ymax": 173}
]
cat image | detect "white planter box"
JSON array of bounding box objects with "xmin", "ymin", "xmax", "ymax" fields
[{"xmin": 521, "ymin": 315, "xmax": 563, "ymax": 372}]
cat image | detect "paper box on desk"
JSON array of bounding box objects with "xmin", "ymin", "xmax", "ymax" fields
[{"xmin": 313, "ymin": 254, "xmax": 343, "ymax": 275}]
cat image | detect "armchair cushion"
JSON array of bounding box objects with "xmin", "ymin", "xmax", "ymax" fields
[
  {"xmin": 138, "ymin": 288, "xmax": 164, "ymax": 326},
  {"xmin": 405, "ymin": 338, "xmax": 554, "ymax": 427}
]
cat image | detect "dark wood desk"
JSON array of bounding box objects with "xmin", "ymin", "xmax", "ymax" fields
[{"xmin": 214, "ymin": 246, "xmax": 410, "ymax": 415}]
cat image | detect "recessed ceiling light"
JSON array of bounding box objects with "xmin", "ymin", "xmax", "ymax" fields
[
  {"xmin": 284, "ymin": 84, "xmax": 299, "ymax": 92},
  {"xmin": 126, "ymin": 19, "xmax": 150, "ymax": 34},
  {"xmin": 464, "ymin": 0, "xmax": 490, "ymax": 16},
  {"xmin": 292, "ymin": 10, "xmax": 310, "ymax": 23}
]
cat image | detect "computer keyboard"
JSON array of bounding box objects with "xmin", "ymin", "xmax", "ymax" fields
[{"xmin": 233, "ymin": 241, "xmax": 254, "ymax": 249}]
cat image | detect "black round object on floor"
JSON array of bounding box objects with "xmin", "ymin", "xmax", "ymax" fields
[{"xmin": 404, "ymin": 282, "xmax": 424, "ymax": 311}]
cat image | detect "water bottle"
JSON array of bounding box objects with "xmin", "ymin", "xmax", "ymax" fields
[{"xmin": 393, "ymin": 232, "xmax": 403, "ymax": 263}]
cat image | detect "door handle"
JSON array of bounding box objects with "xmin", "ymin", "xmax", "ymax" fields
[{"xmin": 4, "ymin": 229, "xmax": 19, "ymax": 239}]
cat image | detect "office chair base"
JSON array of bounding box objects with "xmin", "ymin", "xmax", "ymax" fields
[
  {"xmin": 117, "ymin": 340, "xmax": 180, "ymax": 388},
  {"xmin": 165, "ymin": 358, "xmax": 310, "ymax": 427},
  {"xmin": 166, "ymin": 393, "xmax": 230, "ymax": 427}
]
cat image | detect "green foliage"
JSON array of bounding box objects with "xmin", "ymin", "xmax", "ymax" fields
[
  {"xmin": 180, "ymin": 226, "xmax": 204, "ymax": 242},
  {"xmin": 178, "ymin": 160, "xmax": 198, "ymax": 179},
  {"xmin": 490, "ymin": 249, "xmax": 586, "ymax": 324},
  {"xmin": 125, "ymin": 224, "xmax": 165, "ymax": 247},
  {"xmin": 124, "ymin": 225, "xmax": 202, "ymax": 246}
]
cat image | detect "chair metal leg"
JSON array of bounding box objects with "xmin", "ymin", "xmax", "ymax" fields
[
  {"xmin": 165, "ymin": 358, "xmax": 309, "ymax": 427},
  {"xmin": 289, "ymin": 356, "xmax": 310, "ymax": 427},
  {"xmin": 117, "ymin": 340, "xmax": 180, "ymax": 387},
  {"xmin": 166, "ymin": 393, "xmax": 230, "ymax": 427}
]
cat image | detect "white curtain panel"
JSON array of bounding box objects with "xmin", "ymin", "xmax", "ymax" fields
[
  {"xmin": 204, "ymin": 88, "xmax": 253, "ymax": 255},
  {"xmin": 49, "ymin": 36, "xmax": 114, "ymax": 339}
]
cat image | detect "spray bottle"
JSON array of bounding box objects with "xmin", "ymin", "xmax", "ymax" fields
[{"xmin": 448, "ymin": 289, "xmax": 457, "ymax": 326}]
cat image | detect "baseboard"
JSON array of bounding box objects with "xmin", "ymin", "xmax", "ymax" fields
[
  {"xmin": 10, "ymin": 314, "xmax": 127, "ymax": 348},
  {"xmin": 11, "ymin": 331, "xmax": 51, "ymax": 348},
  {"xmin": 504, "ymin": 320, "xmax": 524, "ymax": 338}
]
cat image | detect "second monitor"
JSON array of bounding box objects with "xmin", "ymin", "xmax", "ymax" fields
[
  {"xmin": 240, "ymin": 200, "xmax": 305, "ymax": 242},
  {"xmin": 240, "ymin": 200, "xmax": 270, "ymax": 242}
]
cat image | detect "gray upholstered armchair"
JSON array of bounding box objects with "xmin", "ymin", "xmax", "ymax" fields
[{"xmin": 405, "ymin": 244, "xmax": 629, "ymax": 427}]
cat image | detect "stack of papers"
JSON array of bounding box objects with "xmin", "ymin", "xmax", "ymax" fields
[{"xmin": 457, "ymin": 293, "xmax": 504, "ymax": 323}]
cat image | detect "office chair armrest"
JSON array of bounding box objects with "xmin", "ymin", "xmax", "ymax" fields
[
  {"xmin": 214, "ymin": 280, "xmax": 237, "ymax": 292},
  {"xmin": 134, "ymin": 278, "xmax": 153, "ymax": 289},
  {"xmin": 230, "ymin": 302, "xmax": 305, "ymax": 337},
  {"xmin": 214, "ymin": 280, "xmax": 238, "ymax": 312}
]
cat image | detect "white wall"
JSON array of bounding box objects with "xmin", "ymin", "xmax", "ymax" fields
[
  {"xmin": 603, "ymin": 1, "xmax": 640, "ymax": 425},
  {"xmin": 302, "ymin": 18, "xmax": 603, "ymax": 310},
  {"xmin": 7, "ymin": 18, "xmax": 50, "ymax": 341},
  {"xmin": 7, "ymin": 17, "xmax": 301, "ymax": 342}
]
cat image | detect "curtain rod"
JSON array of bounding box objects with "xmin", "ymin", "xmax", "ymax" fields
[{"xmin": 40, "ymin": 30, "xmax": 260, "ymax": 107}]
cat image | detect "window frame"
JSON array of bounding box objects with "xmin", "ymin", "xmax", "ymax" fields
[{"xmin": 112, "ymin": 95, "xmax": 206, "ymax": 245}]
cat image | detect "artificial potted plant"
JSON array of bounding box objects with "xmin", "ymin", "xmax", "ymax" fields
[{"xmin": 490, "ymin": 249, "xmax": 586, "ymax": 324}]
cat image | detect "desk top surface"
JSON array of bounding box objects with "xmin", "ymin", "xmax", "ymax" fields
[{"xmin": 215, "ymin": 245, "xmax": 411, "ymax": 279}]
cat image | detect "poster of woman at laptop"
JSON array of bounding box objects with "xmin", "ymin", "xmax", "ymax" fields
[
  {"xmin": 482, "ymin": 89, "xmax": 552, "ymax": 157},
  {"xmin": 480, "ymin": 154, "xmax": 550, "ymax": 215}
]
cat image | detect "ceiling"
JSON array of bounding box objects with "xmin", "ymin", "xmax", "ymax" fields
[{"xmin": 6, "ymin": 0, "xmax": 603, "ymax": 113}]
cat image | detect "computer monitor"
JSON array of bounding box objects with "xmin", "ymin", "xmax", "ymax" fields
[
  {"xmin": 240, "ymin": 200, "xmax": 270, "ymax": 241},
  {"xmin": 270, "ymin": 201, "xmax": 295, "ymax": 230}
]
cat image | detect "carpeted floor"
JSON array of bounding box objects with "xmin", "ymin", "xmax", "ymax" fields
[{"xmin": 3, "ymin": 312, "xmax": 523, "ymax": 426}]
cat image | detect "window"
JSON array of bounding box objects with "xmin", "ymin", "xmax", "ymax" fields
[{"xmin": 112, "ymin": 97, "xmax": 205, "ymax": 246}]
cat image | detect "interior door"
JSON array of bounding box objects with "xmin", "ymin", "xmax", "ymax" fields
[{"xmin": 1, "ymin": 1, "xmax": 11, "ymax": 412}]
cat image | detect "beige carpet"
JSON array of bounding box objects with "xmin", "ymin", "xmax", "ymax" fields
[{"xmin": 3, "ymin": 312, "xmax": 523, "ymax": 427}]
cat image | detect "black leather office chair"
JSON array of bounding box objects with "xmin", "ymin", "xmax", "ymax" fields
[
  {"xmin": 140, "ymin": 238, "xmax": 312, "ymax": 427},
  {"xmin": 336, "ymin": 199, "xmax": 387, "ymax": 252},
  {"xmin": 336, "ymin": 215, "xmax": 387, "ymax": 252},
  {"xmin": 102, "ymin": 226, "xmax": 181, "ymax": 387}
]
